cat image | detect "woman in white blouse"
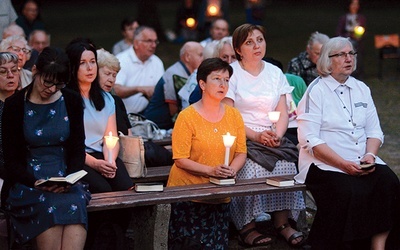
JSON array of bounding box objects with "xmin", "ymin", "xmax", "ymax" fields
[{"xmin": 296, "ymin": 37, "xmax": 400, "ymax": 249}]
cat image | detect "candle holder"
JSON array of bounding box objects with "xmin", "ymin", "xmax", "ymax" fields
[
  {"xmin": 222, "ymin": 132, "xmax": 236, "ymax": 166},
  {"xmin": 268, "ymin": 111, "xmax": 281, "ymax": 133},
  {"xmin": 104, "ymin": 131, "xmax": 119, "ymax": 163}
]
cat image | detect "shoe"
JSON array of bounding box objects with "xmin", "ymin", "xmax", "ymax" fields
[
  {"xmin": 276, "ymin": 223, "xmax": 305, "ymax": 248},
  {"xmin": 238, "ymin": 227, "xmax": 274, "ymax": 247}
]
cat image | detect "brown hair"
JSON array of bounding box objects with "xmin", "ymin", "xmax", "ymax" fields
[{"xmin": 232, "ymin": 24, "xmax": 266, "ymax": 61}]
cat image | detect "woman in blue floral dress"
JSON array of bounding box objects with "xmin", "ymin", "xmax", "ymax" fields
[{"xmin": 1, "ymin": 47, "xmax": 91, "ymax": 249}]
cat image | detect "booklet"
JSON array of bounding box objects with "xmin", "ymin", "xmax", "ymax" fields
[
  {"xmin": 35, "ymin": 170, "xmax": 87, "ymax": 187},
  {"xmin": 266, "ymin": 175, "xmax": 295, "ymax": 187},
  {"xmin": 209, "ymin": 177, "xmax": 235, "ymax": 185},
  {"xmin": 134, "ymin": 182, "xmax": 164, "ymax": 192}
]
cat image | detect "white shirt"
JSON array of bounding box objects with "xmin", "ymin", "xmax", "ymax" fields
[
  {"xmin": 295, "ymin": 75, "xmax": 385, "ymax": 183},
  {"xmin": 226, "ymin": 60, "xmax": 293, "ymax": 129},
  {"xmin": 178, "ymin": 69, "xmax": 198, "ymax": 109},
  {"xmin": 116, "ymin": 48, "xmax": 164, "ymax": 113}
]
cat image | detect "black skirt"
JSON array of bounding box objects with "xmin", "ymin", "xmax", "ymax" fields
[{"xmin": 305, "ymin": 163, "xmax": 400, "ymax": 249}]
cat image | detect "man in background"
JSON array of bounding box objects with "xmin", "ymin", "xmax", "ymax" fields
[
  {"xmin": 115, "ymin": 26, "xmax": 164, "ymax": 114},
  {"xmin": 287, "ymin": 31, "xmax": 329, "ymax": 85},
  {"xmin": 144, "ymin": 41, "xmax": 203, "ymax": 129},
  {"xmin": 200, "ymin": 18, "xmax": 229, "ymax": 47}
]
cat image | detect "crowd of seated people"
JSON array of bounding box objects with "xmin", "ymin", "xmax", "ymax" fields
[{"xmin": 0, "ymin": 1, "xmax": 399, "ymax": 250}]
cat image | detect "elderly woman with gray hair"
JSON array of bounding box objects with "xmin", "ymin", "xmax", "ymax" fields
[
  {"xmin": 0, "ymin": 52, "xmax": 19, "ymax": 182},
  {"xmin": 296, "ymin": 36, "xmax": 400, "ymax": 249},
  {"xmin": 97, "ymin": 48, "xmax": 132, "ymax": 136},
  {"xmin": 0, "ymin": 35, "xmax": 32, "ymax": 88}
]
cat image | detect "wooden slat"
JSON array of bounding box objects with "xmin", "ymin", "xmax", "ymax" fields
[{"xmin": 87, "ymin": 178, "xmax": 306, "ymax": 212}]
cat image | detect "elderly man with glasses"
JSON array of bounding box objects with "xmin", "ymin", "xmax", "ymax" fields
[{"xmin": 114, "ymin": 25, "xmax": 165, "ymax": 114}]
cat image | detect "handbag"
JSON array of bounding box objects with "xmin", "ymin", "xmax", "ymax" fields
[
  {"xmin": 128, "ymin": 113, "xmax": 162, "ymax": 140},
  {"xmin": 118, "ymin": 132, "xmax": 147, "ymax": 178}
]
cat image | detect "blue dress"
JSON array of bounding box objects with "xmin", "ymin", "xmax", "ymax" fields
[{"xmin": 6, "ymin": 96, "xmax": 91, "ymax": 244}]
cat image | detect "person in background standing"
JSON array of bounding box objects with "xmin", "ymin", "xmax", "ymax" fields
[
  {"xmin": 112, "ymin": 17, "xmax": 139, "ymax": 55},
  {"xmin": 15, "ymin": 0, "xmax": 45, "ymax": 38},
  {"xmin": 336, "ymin": 0, "xmax": 366, "ymax": 79}
]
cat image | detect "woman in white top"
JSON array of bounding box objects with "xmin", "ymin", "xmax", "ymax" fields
[
  {"xmin": 296, "ymin": 37, "xmax": 399, "ymax": 249},
  {"xmin": 225, "ymin": 24, "xmax": 305, "ymax": 248}
]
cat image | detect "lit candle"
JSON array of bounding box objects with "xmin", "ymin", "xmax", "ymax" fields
[
  {"xmin": 354, "ymin": 26, "xmax": 365, "ymax": 39},
  {"xmin": 222, "ymin": 132, "xmax": 236, "ymax": 166},
  {"xmin": 186, "ymin": 17, "xmax": 196, "ymax": 28},
  {"xmin": 268, "ymin": 111, "xmax": 281, "ymax": 132},
  {"xmin": 104, "ymin": 131, "xmax": 119, "ymax": 163}
]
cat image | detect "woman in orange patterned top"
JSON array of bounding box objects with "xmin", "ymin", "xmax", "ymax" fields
[{"xmin": 167, "ymin": 58, "xmax": 247, "ymax": 249}]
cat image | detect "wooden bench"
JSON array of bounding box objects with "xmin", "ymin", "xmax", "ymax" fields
[
  {"xmin": 88, "ymin": 177, "xmax": 306, "ymax": 211},
  {"xmin": 87, "ymin": 177, "xmax": 306, "ymax": 249}
]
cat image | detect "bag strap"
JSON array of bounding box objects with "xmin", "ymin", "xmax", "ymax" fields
[{"xmin": 139, "ymin": 137, "xmax": 147, "ymax": 177}]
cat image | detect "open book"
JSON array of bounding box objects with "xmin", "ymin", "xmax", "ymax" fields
[
  {"xmin": 266, "ymin": 175, "xmax": 295, "ymax": 187},
  {"xmin": 35, "ymin": 170, "xmax": 87, "ymax": 187},
  {"xmin": 134, "ymin": 182, "xmax": 164, "ymax": 192},
  {"xmin": 209, "ymin": 177, "xmax": 235, "ymax": 185}
]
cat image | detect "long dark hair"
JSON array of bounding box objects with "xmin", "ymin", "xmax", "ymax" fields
[{"xmin": 65, "ymin": 38, "xmax": 105, "ymax": 111}]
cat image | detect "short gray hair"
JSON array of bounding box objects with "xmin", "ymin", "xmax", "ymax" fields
[
  {"xmin": 307, "ymin": 31, "xmax": 329, "ymax": 48},
  {"xmin": 213, "ymin": 36, "xmax": 233, "ymax": 58},
  {"xmin": 0, "ymin": 52, "xmax": 18, "ymax": 66},
  {"xmin": 317, "ymin": 37, "xmax": 357, "ymax": 76},
  {"xmin": 97, "ymin": 48, "xmax": 121, "ymax": 72},
  {"xmin": 133, "ymin": 26, "xmax": 155, "ymax": 40}
]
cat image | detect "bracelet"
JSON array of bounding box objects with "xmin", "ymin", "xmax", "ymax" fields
[{"xmin": 364, "ymin": 152, "xmax": 376, "ymax": 159}]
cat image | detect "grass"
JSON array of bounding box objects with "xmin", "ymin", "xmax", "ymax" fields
[{"xmin": 40, "ymin": 1, "xmax": 400, "ymax": 176}]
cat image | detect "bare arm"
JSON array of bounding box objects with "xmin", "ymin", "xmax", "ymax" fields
[{"xmin": 114, "ymin": 84, "xmax": 154, "ymax": 99}]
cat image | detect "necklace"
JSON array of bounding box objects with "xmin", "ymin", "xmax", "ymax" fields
[
  {"xmin": 198, "ymin": 103, "xmax": 222, "ymax": 133},
  {"xmin": 334, "ymin": 85, "xmax": 356, "ymax": 127}
]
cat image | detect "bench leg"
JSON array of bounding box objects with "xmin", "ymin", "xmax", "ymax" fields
[{"xmin": 131, "ymin": 204, "xmax": 170, "ymax": 250}]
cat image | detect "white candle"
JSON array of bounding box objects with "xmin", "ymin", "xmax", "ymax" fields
[
  {"xmin": 222, "ymin": 132, "xmax": 236, "ymax": 166},
  {"xmin": 104, "ymin": 131, "xmax": 119, "ymax": 163}
]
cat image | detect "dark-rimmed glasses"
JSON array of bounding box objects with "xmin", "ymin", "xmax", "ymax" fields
[
  {"xmin": 42, "ymin": 77, "xmax": 66, "ymax": 89},
  {"xmin": 328, "ymin": 51, "xmax": 357, "ymax": 58}
]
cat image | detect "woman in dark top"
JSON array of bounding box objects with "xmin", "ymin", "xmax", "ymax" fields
[
  {"xmin": 2, "ymin": 47, "xmax": 90, "ymax": 248},
  {"xmin": 15, "ymin": 0, "xmax": 45, "ymax": 37}
]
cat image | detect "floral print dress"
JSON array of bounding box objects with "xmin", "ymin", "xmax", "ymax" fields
[{"xmin": 6, "ymin": 96, "xmax": 91, "ymax": 244}]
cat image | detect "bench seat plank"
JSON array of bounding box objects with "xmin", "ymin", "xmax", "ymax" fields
[{"xmin": 88, "ymin": 178, "xmax": 306, "ymax": 212}]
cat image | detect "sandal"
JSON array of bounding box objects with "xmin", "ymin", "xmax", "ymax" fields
[
  {"xmin": 238, "ymin": 227, "xmax": 274, "ymax": 247},
  {"xmin": 276, "ymin": 223, "xmax": 305, "ymax": 248}
]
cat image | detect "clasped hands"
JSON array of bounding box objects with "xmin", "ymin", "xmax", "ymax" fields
[
  {"xmin": 213, "ymin": 164, "xmax": 236, "ymax": 178},
  {"xmin": 95, "ymin": 159, "xmax": 117, "ymax": 178},
  {"xmin": 257, "ymin": 130, "xmax": 281, "ymax": 147}
]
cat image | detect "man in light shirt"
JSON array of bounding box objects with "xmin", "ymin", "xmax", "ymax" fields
[{"xmin": 115, "ymin": 26, "xmax": 164, "ymax": 114}]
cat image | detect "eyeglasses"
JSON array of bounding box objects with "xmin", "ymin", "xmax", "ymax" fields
[
  {"xmin": 7, "ymin": 46, "xmax": 32, "ymax": 55},
  {"xmin": 42, "ymin": 78, "xmax": 66, "ymax": 89},
  {"xmin": 0, "ymin": 67, "xmax": 19, "ymax": 76},
  {"xmin": 137, "ymin": 39, "xmax": 160, "ymax": 45},
  {"xmin": 328, "ymin": 51, "xmax": 357, "ymax": 58}
]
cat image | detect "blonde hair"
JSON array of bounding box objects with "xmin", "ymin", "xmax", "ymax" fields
[{"xmin": 96, "ymin": 48, "xmax": 121, "ymax": 72}]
